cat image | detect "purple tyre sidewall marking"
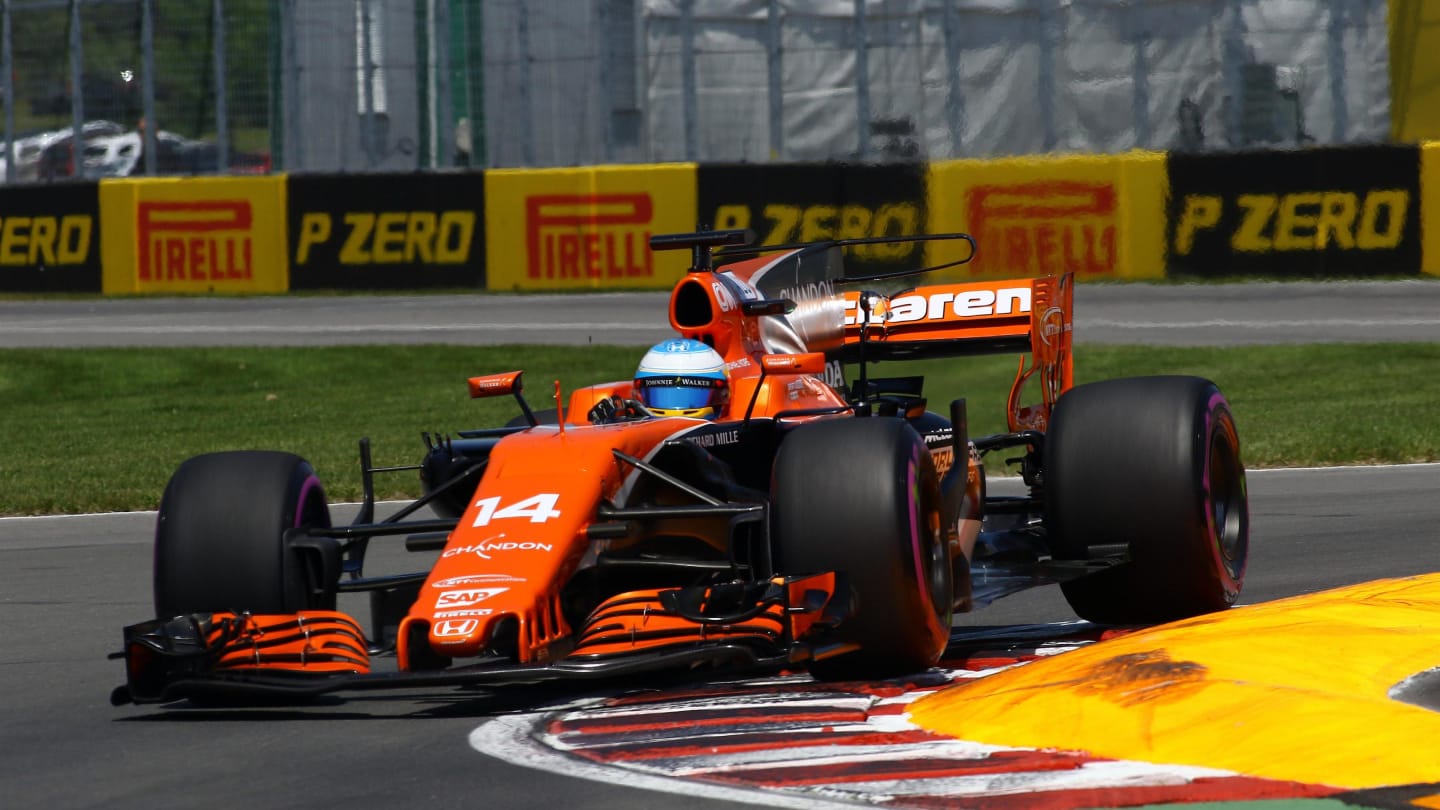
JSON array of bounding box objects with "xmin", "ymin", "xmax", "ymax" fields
[{"xmin": 1202, "ymin": 391, "xmax": 1244, "ymax": 598}]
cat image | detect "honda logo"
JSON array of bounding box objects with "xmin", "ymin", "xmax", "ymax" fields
[{"xmin": 433, "ymin": 619, "xmax": 479, "ymax": 637}]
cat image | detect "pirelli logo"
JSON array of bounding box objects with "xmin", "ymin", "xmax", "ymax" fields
[
  {"xmin": 137, "ymin": 200, "xmax": 253, "ymax": 282},
  {"xmin": 525, "ymin": 193, "xmax": 654, "ymax": 279},
  {"xmin": 968, "ymin": 181, "xmax": 1117, "ymax": 276}
]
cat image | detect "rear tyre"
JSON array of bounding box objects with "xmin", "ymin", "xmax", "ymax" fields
[
  {"xmin": 154, "ymin": 451, "xmax": 334, "ymax": 617},
  {"xmin": 773, "ymin": 418, "xmax": 950, "ymax": 680},
  {"xmin": 1046, "ymin": 376, "xmax": 1248, "ymax": 624}
]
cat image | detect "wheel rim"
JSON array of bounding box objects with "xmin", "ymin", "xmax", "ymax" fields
[
  {"xmin": 911, "ymin": 465, "xmax": 950, "ymax": 630},
  {"xmin": 924, "ymin": 508, "xmax": 949, "ymax": 620},
  {"xmin": 1207, "ymin": 426, "xmax": 1248, "ymax": 583},
  {"xmin": 903, "ymin": 449, "xmax": 952, "ymax": 647}
]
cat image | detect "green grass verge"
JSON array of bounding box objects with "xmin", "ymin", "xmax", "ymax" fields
[{"xmin": 2, "ymin": 343, "xmax": 1436, "ymax": 516}]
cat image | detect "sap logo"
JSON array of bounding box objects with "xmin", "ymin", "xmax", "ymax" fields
[
  {"xmin": 294, "ymin": 210, "xmax": 476, "ymax": 265},
  {"xmin": 436, "ymin": 588, "xmax": 508, "ymax": 608},
  {"xmin": 1174, "ymin": 190, "xmax": 1409, "ymax": 255},
  {"xmin": 525, "ymin": 193, "xmax": 654, "ymax": 279},
  {"xmin": 843, "ymin": 288, "xmax": 1032, "ymax": 326},
  {"xmin": 713, "ymin": 203, "xmax": 921, "ymax": 261},
  {"xmin": 433, "ymin": 619, "xmax": 479, "ymax": 637}
]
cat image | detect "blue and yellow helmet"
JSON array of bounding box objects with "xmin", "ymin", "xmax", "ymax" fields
[{"xmin": 633, "ymin": 339, "xmax": 730, "ymax": 419}]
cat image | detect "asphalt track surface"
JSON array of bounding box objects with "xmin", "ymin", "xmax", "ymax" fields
[
  {"xmin": 2, "ymin": 283, "xmax": 1438, "ymax": 809},
  {"xmin": 2, "ymin": 278, "xmax": 1439, "ymax": 347}
]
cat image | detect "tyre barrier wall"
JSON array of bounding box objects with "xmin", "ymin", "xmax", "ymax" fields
[
  {"xmin": 288, "ymin": 173, "xmax": 486, "ymax": 291},
  {"xmin": 98, "ymin": 177, "xmax": 289, "ymax": 295},
  {"xmin": 483, "ymin": 163, "xmax": 697, "ymax": 290},
  {"xmin": 3, "ymin": 142, "xmax": 1438, "ymax": 294},
  {"xmin": 1168, "ymin": 145, "xmax": 1423, "ymax": 279},
  {"xmin": 0, "ymin": 181, "xmax": 101, "ymax": 293}
]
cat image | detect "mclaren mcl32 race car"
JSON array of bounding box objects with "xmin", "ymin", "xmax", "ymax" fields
[{"xmin": 112, "ymin": 229, "xmax": 1249, "ymax": 706}]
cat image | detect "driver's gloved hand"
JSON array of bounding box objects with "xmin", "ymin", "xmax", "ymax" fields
[{"xmin": 588, "ymin": 396, "xmax": 648, "ymax": 424}]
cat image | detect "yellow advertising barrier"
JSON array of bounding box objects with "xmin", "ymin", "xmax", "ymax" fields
[
  {"xmin": 484, "ymin": 164, "xmax": 698, "ymax": 290},
  {"xmin": 1423, "ymin": 141, "xmax": 1440, "ymax": 276},
  {"xmin": 1389, "ymin": 0, "xmax": 1440, "ymax": 143},
  {"xmin": 100, "ymin": 176, "xmax": 289, "ymax": 295},
  {"xmin": 926, "ymin": 151, "xmax": 1167, "ymax": 281}
]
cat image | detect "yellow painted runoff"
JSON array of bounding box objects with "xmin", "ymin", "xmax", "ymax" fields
[{"xmin": 910, "ymin": 575, "xmax": 1440, "ymax": 789}]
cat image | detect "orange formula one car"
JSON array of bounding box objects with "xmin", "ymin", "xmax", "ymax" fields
[{"xmin": 112, "ymin": 229, "xmax": 1249, "ymax": 705}]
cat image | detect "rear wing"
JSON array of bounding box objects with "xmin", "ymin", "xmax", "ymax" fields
[
  {"xmin": 651, "ymin": 229, "xmax": 1073, "ymax": 432},
  {"xmin": 843, "ymin": 274, "xmax": 1074, "ymax": 432}
]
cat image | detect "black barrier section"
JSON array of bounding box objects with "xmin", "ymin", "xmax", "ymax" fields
[
  {"xmin": 1166, "ymin": 145, "xmax": 1421, "ymax": 277},
  {"xmin": 287, "ymin": 173, "xmax": 485, "ymax": 289},
  {"xmin": 0, "ymin": 181, "xmax": 101, "ymax": 292},
  {"xmin": 699, "ymin": 163, "xmax": 926, "ymax": 280}
]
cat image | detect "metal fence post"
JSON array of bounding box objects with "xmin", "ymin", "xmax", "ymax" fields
[
  {"xmin": 432, "ymin": 0, "xmax": 451, "ymax": 168},
  {"xmin": 942, "ymin": 0, "xmax": 964, "ymax": 157},
  {"xmin": 766, "ymin": 0, "xmax": 781, "ymax": 160},
  {"xmin": 214, "ymin": 0, "xmax": 230, "ymax": 173},
  {"xmin": 450, "ymin": 0, "xmax": 484, "ymax": 168},
  {"xmin": 1222, "ymin": 0, "xmax": 1245, "ymax": 147},
  {"xmin": 681, "ymin": 0, "xmax": 696, "ymax": 161},
  {"xmin": 1036, "ymin": 2, "xmax": 1057, "ymax": 151},
  {"xmin": 854, "ymin": 0, "xmax": 870, "ymax": 159},
  {"xmin": 417, "ymin": 0, "xmax": 454, "ymax": 168},
  {"xmin": 141, "ymin": 0, "xmax": 157, "ymax": 175},
  {"xmin": 1131, "ymin": 10, "xmax": 1152, "ymax": 149},
  {"xmin": 283, "ymin": 0, "xmax": 302, "ymax": 170},
  {"xmin": 2, "ymin": 0, "xmax": 12, "ymax": 183},
  {"xmin": 68, "ymin": 0, "xmax": 85, "ymax": 178},
  {"xmin": 1327, "ymin": 0, "xmax": 1349, "ymax": 142},
  {"xmin": 599, "ymin": 0, "xmax": 613, "ymax": 162},
  {"xmin": 518, "ymin": 0, "xmax": 534, "ymax": 166},
  {"xmin": 359, "ymin": 0, "xmax": 378, "ymax": 166},
  {"xmin": 417, "ymin": 0, "xmax": 433, "ymax": 167}
]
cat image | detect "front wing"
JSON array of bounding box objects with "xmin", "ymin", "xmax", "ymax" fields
[{"xmin": 112, "ymin": 573, "xmax": 853, "ymax": 706}]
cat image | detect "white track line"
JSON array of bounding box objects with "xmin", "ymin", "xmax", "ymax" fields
[
  {"xmin": 469, "ymin": 713, "xmax": 864, "ymax": 810},
  {"xmin": 3, "ymin": 464, "xmax": 1434, "ymax": 522}
]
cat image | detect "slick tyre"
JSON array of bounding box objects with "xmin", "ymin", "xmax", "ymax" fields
[
  {"xmin": 773, "ymin": 418, "xmax": 951, "ymax": 680},
  {"xmin": 1045, "ymin": 376, "xmax": 1248, "ymax": 624},
  {"xmin": 154, "ymin": 451, "xmax": 334, "ymax": 617}
]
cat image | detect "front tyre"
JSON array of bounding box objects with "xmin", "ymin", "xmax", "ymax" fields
[
  {"xmin": 773, "ymin": 418, "xmax": 951, "ymax": 680},
  {"xmin": 154, "ymin": 451, "xmax": 334, "ymax": 617},
  {"xmin": 1046, "ymin": 375, "xmax": 1248, "ymax": 624}
]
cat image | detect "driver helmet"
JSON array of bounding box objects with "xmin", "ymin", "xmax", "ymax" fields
[{"xmin": 633, "ymin": 339, "xmax": 730, "ymax": 419}]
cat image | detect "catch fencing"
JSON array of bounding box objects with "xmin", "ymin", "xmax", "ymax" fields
[
  {"xmin": 1, "ymin": 0, "xmax": 271, "ymax": 182},
  {"xmin": 0, "ymin": 0, "xmax": 1393, "ymax": 179}
]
